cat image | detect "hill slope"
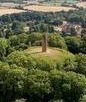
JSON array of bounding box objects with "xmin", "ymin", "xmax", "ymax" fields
[{"xmin": 6, "ymin": 47, "xmax": 75, "ymax": 71}]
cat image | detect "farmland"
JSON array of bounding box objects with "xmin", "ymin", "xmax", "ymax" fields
[
  {"xmin": 24, "ymin": 5, "xmax": 75, "ymax": 12},
  {"xmin": 0, "ymin": 4, "xmax": 75, "ymax": 16},
  {"xmin": 0, "ymin": 1, "xmax": 85, "ymax": 15},
  {"xmin": 0, "ymin": 7, "xmax": 25, "ymax": 16},
  {"xmin": 76, "ymin": 2, "xmax": 86, "ymax": 8}
]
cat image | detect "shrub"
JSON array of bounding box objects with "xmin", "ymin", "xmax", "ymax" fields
[
  {"xmin": 28, "ymin": 32, "xmax": 42, "ymax": 46},
  {"xmin": 6, "ymin": 51, "xmax": 36, "ymax": 70},
  {"xmin": 0, "ymin": 62, "xmax": 27, "ymax": 102},
  {"xmin": 65, "ymin": 36, "xmax": 80, "ymax": 53},
  {"xmin": 0, "ymin": 38, "xmax": 9, "ymax": 60},
  {"xmin": 75, "ymin": 54, "xmax": 86, "ymax": 75},
  {"xmin": 48, "ymin": 33, "xmax": 67, "ymax": 50},
  {"xmin": 50, "ymin": 70, "xmax": 86, "ymax": 102},
  {"xmin": 24, "ymin": 69, "xmax": 52, "ymax": 102},
  {"xmin": 9, "ymin": 35, "xmax": 20, "ymax": 47},
  {"xmin": 80, "ymin": 36, "xmax": 86, "ymax": 54}
]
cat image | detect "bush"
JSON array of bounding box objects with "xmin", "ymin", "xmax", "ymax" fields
[
  {"xmin": 28, "ymin": 32, "xmax": 42, "ymax": 46},
  {"xmin": 12, "ymin": 21, "xmax": 25, "ymax": 34},
  {"xmin": 9, "ymin": 35, "xmax": 20, "ymax": 47},
  {"xmin": 65, "ymin": 36, "xmax": 80, "ymax": 53},
  {"xmin": 18, "ymin": 33, "xmax": 29, "ymax": 44},
  {"xmin": 63, "ymin": 57, "xmax": 77, "ymax": 71},
  {"xmin": 24, "ymin": 69, "xmax": 52, "ymax": 102},
  {"xmin": 6, "ymin": 51, "xmax": 36, "ymax": 70},
  {"xmin": 48, "ymin": 33, "xmax": 67, "ymax": 50},
  {"xmin": 0, "ymin": 38, "xmax": 9, "ymax": 60},
  {"xmin": 0, "ymin": 62, "xmax": 27, "ymax": 102},
  {"xmin": 50, "ymin": 70, "xmax": 86, "ymax": 102},
  {"xmin": 75, "ymin": 54, "xmax": 86, "ymax": 75},
  {"xmin": 80, "ymin": 36, "xmax": 86, "ymax": 54},
  {"xmin": 9, "ymin": 34, "xmax": 28, "ymax": 51}
]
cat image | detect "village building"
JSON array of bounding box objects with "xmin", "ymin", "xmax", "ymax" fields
[{"xmin": 54, "ymin": 21, "xmax": 82, "ymax": 35}]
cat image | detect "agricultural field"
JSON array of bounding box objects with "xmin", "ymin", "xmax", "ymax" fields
[
  {"xmin": 0, "ymin": 7, "xmax": 25, "ymax": 16},
  {"xmin": 24, "ymin": 5, "xmax": 75, "ymax": 12},
  {"xmin": 76, "ymin": 2, "xmax": 86, "ymax": 8},
  {"xmin": 0, "ymin": 1, "xmax": 85, "ymax": 15}
]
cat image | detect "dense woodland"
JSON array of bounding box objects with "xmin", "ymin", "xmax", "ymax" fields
[{"xmin": 0, "ymin": 8, "xmax": 86, "ymax": 102}]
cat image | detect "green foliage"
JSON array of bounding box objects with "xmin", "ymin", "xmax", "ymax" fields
[
  {"xmin": 65, "ymin": 36, "xmax": 81, "ymax": 53},
  {"xmin": 50, "ymin": 70, "xmax": 86, "ymax": 102},
  {"xmin": 9, "ymin": 34, "xmax": 28, "ymax": 51},
  {"xmin": 0, "ymin": 38, "xmax": 9, "ymax": 60},
  {"xmin": 63, "ymin": 57, "xmax": 77, "ymax": 71},
  {"xmin": 0, "ymin": 62, "xmax": 27, "ymax": 102},
  {"xmin": 75, "ymin": 54, "xmax": 86, "ymax": 75},
  {"xmin": 48, "ymin": 33, "xmax": 67, "ymax": 50},
  {"xmin": 80, "ymin": 36, "xmax": 86, "ymax": 54},
  {"xmin": 6, "ymin": 51, "xmax": 36, "ymax": 70},
  {"xmin": 18, "ymin": 33, "xmax": 29, "ymax": 44},
  {"xmin": 0, "ymin": 46, "xmax": 86, "ymax": 102},
  {"xmin": 30, "ymin": 23, "xmax": 54, "ymax": 33},
  {"xmin": 12, "ymin": 21, "xmax": 25, "ymax": 34},
  {"xmin": 9, "ymin": 35, "xmax": 20, "ymax": 47},
  {"xmin": 0, "ymin": 7, "xmax": 85, "ymax": 102},
  {"xmin": 24, "ymin": 69, "xmax": 52, "ymax": 102},
  {"xmin": 28, "ymin": 32, "xmax": 42, "ymax": 46}
]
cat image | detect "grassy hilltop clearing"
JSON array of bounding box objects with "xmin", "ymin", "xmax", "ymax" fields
[{"xmin": 6, "ymin": 46, "xmax": 75, "ymax": 71}]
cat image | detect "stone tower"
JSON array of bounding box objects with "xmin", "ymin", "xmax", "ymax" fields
[{"xmin": 42, "ymin": 33, "xmax": 47, "ymax": 52}]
